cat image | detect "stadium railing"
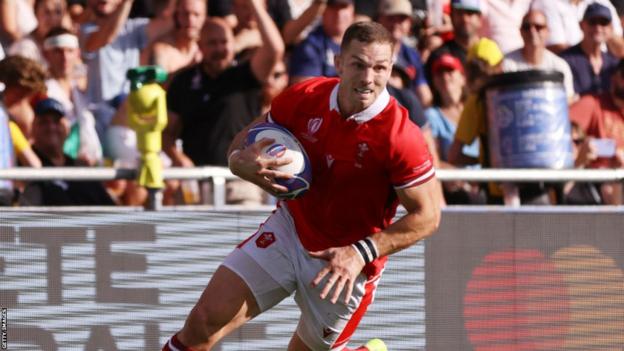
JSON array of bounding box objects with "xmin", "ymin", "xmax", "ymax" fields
[{"xmin": 1, "ymin": 167, "xmax": 623, "ymax": 208}]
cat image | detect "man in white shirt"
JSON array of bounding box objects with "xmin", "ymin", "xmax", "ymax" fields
[{"xmin": 502, "ymin": 9, "xmax": 576, "ymax": 101}]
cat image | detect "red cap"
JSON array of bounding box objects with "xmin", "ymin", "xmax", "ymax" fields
[{"xmin": 432, "ymin": 54, "xmax": 464, "ymax": 75}]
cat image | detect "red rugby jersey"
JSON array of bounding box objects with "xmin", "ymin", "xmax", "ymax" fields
[{"xmin": 269, "ymin": 77, "xmax": 434, "ymax": 276}]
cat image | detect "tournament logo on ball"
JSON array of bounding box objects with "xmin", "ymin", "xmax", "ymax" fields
[{"xmin": 266, "ymin": 144, "xmax": 287, "ymax": 158}]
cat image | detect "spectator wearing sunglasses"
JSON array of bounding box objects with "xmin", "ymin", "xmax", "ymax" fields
[
  {"xmin": 560, "ymin": 3, "xmax": 619, "ymax": 96},
  {"xmin": 502, "ymin": 9, "xmax": 576, "ymax": 102},
  {"xmin": 532, "ymin": 0, "xmax": 623, "ymax": 55}
]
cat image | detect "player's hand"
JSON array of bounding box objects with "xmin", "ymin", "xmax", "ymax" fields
[
  {"xmin": 309, "ymin": 245, "xmax": 366, "ymax": 304},
  {"xmin": 229, "ymin": 138, "xmax": 293, "ymax": 196}
]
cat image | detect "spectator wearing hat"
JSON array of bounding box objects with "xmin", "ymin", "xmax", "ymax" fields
[
  {"xmin": 560, "ymin": 2, "xmax": 619, "ymax": 96},
  {"xmin": 502, "ymin": 9, "xmax": 576, "ymax": 102},
  {"xmin": 19, "ymin": 97, "xmax": 116, "ymax": 206},
  {"xmin": 532, "ymin": 0, "xmax": 623, "ymax": 55},
  {"xmin": 19, "ymin": 97, "xmax": 115, "ymax": 206},
  {"xmin": 43, "ymin": 26, "xmax": 103, "ymax": 166},
  {"xmin": 377, "ymin": 0, "xmax": 432, "ymax": 106},
  {"xmin": 288, "ymin": 0, "xmax": 354, "ymax": 84},
  {"xmin": 425, "ymin": 53, "xmax": 484, "ymax": 204},
  {"xmin": 478, "ymin": 0, "xmax": 532, "ymax": 54},
  {"xmin": 425, "ymin": 0, "xmax": 482, "ymax": 83}
]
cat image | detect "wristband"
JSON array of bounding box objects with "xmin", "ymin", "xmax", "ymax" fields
[{"xmin": 351, "ymin": 237, "xmax": 379, "ymax": 264}]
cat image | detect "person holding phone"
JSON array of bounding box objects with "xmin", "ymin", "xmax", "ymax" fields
[{"xmin": 568, "ymin": 58, "xmax": 624, "ymax": 204}]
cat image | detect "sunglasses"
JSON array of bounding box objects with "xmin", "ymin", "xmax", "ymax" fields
[
  {"xmin": 520, "ymin": 22, "xmax": 547, "ymax": 31},
  {"xmin": 588, "ymin": 18, "xmax": 610, "ymax": 26}
]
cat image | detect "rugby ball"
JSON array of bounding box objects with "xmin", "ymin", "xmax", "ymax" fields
[{"xmin": 245, "ymin": 122, "xmax": 312, "ymax": 199}]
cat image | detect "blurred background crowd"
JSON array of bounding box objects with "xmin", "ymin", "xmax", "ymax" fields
[{"xmin": 1, "ymin": 0, "xmax": 624, "ymax": 207}]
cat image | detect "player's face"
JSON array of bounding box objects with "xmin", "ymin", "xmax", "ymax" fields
[{"xmin": 335, "ymin": 40, "xmax": 393, "ymax": 115}]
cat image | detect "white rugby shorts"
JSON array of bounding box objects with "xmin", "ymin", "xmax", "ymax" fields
[{"xmin": 223, "ymin": 205, "xmax": 380, "ymax": 351}]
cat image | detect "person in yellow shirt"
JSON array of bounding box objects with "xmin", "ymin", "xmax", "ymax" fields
[{"xmin": 9, "ymin": 120, "xmax": 41, "ymax": 167}]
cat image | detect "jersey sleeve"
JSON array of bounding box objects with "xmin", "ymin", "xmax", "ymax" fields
[{"xmin": 390, "ymin": 118, "xmax": 435, "ymax": 189}]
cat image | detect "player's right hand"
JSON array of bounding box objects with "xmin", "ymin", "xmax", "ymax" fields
[{"xmin": 229, "ymin": 138, "xmax": 293, "ymax": 196}]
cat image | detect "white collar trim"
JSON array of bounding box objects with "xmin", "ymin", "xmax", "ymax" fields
[{"xmin": 329, "ymin": 83, "xmax": 391, "ymax": 123}]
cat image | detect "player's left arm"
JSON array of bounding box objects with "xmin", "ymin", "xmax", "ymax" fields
[
  {"xmin": 309, "ymin": 179, "xmax": 441, "ymax": 305},
  {"xmin": 370, "ymin": 179, "xmax": 442, "ymax": 258}
]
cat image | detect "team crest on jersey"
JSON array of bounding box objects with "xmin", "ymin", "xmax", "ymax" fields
[
  {"xmin": 308, "ymin": 118, "xmax": 323, "ymax": 135},
  {"xmin": 302, "ymin": 117, "xmax": 323, "ymax": 142},
  {"xmin": 256, "ymin": 232, "xmax": 276, "ymax": 248},
  {"xmin": 326, "ymin": 154, "xmax": 335, "ymax": 168},
  {"xmin": 355, "ymin": 143, "xmax": 369, "ymax": 168}
]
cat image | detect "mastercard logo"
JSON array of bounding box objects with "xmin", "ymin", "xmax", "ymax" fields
[{"xmin": 464, "ymin": 245, "xmax": 624, "ymax": 350}]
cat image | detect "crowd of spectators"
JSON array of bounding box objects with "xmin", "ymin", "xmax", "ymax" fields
[{"xmin": 1, "ymin": 0, "xmax": 624, "ymax": 207}]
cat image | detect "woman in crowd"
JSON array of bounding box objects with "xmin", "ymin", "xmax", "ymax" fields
[{"xmin": 426, "ymin": 53, "xmax": 484, "ymax": 204}]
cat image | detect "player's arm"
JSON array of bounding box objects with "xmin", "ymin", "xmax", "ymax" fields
[
  {"xmin": 227, "ymin": 115, "xmax": 292, "ymax": 196},
  {"xmin": 369, "ymin": 179, "xmax": 441, "ymax": 258},
  {"xmin": 310, "ymin": 179, "xmax": 441, "ymax": 304}
]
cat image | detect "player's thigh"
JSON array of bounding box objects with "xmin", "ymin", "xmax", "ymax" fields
[
  {"xmin": 293, "ymin": 256, "xmax": 373, "ymax": 350},
  {"xmin": 185, "ymin": 264, "xmax": 261, "ymax": 332},
  {"xmin": 288, "ymin": 332, "xmax": 314, "ymax": 351}
]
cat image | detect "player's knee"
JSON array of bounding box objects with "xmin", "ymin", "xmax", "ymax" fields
[{"xmin": 183, "ymin": 302, "xmax": 229, "ymax": 341}]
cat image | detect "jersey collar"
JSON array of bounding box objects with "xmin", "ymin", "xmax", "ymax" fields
[{"xmin": 329, "ymin": 82, "xmax": 391, "ymax": 124}]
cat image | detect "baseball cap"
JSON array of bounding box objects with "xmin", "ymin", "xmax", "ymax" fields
[
  {"xmin": 451, "ymin": 0, "xmax": 481, "ymax": 12},
  {"xmin": 327, "ymin": 0, "xmax": 353, "ymax": 6},
  {"xmin": 378, "ymin": 0, "xmax": 413, "ymax": 17},
  {"xmin": 583, "ymin": 3, "xmax": 612, "ymax": 22},
  {"xmin": 467, "ymin": 38, "xmax": 503, "ymax": 66},
  {"xmin": 432, "ymin": 54, "xmax": 464, "ymax": 75},
  {"xmin": 34, "ymin": 97, "xmax": 66, "ymax": 118}
]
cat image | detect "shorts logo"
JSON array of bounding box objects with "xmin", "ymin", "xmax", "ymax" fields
[
  {"xmin": 323, "ymin": 327, "xmax": 335, "ymax": 338},
  {"xmin": 256, "ymin": 232, "xmax": 276, "ymax": 248}
]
